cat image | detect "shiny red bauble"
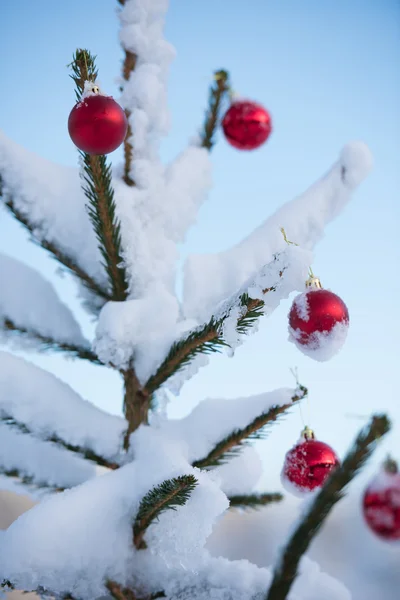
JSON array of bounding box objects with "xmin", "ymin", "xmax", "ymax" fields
[
  {"xmin": 289, "ymin": 287, "xmax": 349, "ymax": 353},
  {"xmin": 68, "ymin": 94, "xmax": 128, "ymax": 155},
  {"xmin": 363, "ymin": 464, "xmax": 400, "ymax": 541},
  {"xmin": 282, "ymin": 431, "xmax": 340, "ymax": 495},
  {"xmin": 221, "ymin": 100, "xmax": 272, "ymax": 150}
]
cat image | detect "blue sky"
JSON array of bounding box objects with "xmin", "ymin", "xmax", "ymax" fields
[{"xmin": 0, "ymin": 0, "xmax": 399, "ymax": 491}]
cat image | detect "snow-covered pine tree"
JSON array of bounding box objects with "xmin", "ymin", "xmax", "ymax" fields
[{"xmin": 0, "ymin": 1, "xmax": 391, "ymax": 599}]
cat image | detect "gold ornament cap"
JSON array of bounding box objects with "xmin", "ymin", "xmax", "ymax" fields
[
  {"xmin": 301, "ymin": 426, "xmax": 315, "ymax": 441},
  {"xmin": 305, "ymin": 275, "xmax": 322, "ymax": 290}
]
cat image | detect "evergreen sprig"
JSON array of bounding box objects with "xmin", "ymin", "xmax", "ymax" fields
[
  {"xmin": 144, "ymin": 289, "xmax": 280, "ymax": 395},
  {"xmin": 1, "ymin": 187, "xmax": 110, "ymax": 304},
  {"xmin": 68, "ymin": 48, "xmax": 98, "ymax": 101},
  {"xmin": 2, "ymin": 318, "xmax": 102, "ymax": 365},
  {"xmin": 229, "ymin": 493, "xmax": 283, "ymax": 509},
  {"xmin": 80, "ymin": 151, "xmax": 128, "ymax": 300},
  {"xmin": 1, "ymin": 414, "xmax": 119, "ymax": 471},
  {"xmin": 69, "ymin": 49, "xmax": 129, "ymax": 301},
  {"xmin": 201, "ymin": 70, "xmax": 231, "ymax": 150},
  {"xmin": 193, "ymin": 386, "xmax": 307, "ymax": 469},
  {"xmin": 133, "ymin": 475, "xmax": 198, "ymax": 549},
  {"xmin": 265, "ymin": 414, "xmax": 391, "ymax": 600}
]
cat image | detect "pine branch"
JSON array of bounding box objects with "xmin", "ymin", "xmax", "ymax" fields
[
  {"xmin": 68, "ymin": 48, "xmax": 98, "ymax": 101},
  {"xmin": 70, "ymin": 49, "xmax": 128, "ymax": 302},
  {"xmin": 133, "ymin": 475, "xmax": 198, "ymax": 549},
  {"xmin": 1, "ymin": 414, "xmax": 119, "ymax": 471},
  {"xmin": 144, "ymin": 278, "xmax": 282, "ymax": 395},
  {"xmin": 0, "ymin": 464, "xmax": 66, "ymax": 492},
  {"xmin": 2, "ymin": 318, "xmax": 102, "ymax": 365},
  {"xmin": 265, "ymin": 414, "xmax": 391, "ymax": 600},
  {"xmin": 229, "ymin": 493, "xmax": 283, "ymax": 509},
  {"xmin": 193, "ymin": 386, "xmax": 307, "ymax": 469},
  {"xmin": 1, "ymin": 193, "xmax": 110, "ymax": 303},
  {"xmin": 80, "ymin": 151, "xmax": 128, "ymax": 300},
  {"xmin": 201, "ymin": 70, "xmax": 231, "ymax": 150}
]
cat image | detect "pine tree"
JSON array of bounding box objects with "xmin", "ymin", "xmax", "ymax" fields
[{"xmin": 0, "ymin": 1, "xmax": 391, "ymax": 599}]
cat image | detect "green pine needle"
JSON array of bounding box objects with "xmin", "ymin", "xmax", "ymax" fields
[
  {"xmin": 201, "ymin": 69, "xmax": 231, "ymax": 150},
  {"xmin": 133, "ymin": 475, "xmax": 198, "ymax": 549},
  {"xmin": 2, "ymin": 318, "xmax": 101, "ymax": 364},
  {"xmin": 229, "ymin": 493, "xmax": 283, "ymax": 509},
  {"xmin": 193, "ymin": 386, "xmax": 307, "ymax": 469},
  {"xmin": 68, "ymin": 48, "xmax": 98, "ymax": 101},
  {"xmin": 69, "ymin": 49, "xmax": 128, "ymax": 301},
  {"xmin": 145, "ymin": 290, "xmax": 278, "ymax": 395},
  {"xmin": 1, "ymin": 414, "xmax": 118, "ymax": 471}
]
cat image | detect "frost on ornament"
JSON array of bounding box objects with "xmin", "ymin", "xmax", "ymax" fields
[
  {"xmin": 288, "ymin": 288, "xmax": 349, "ymax": 362},
  {"xmin": 281, "ymin": 432, "xmax": 340, "ymax": 498}
]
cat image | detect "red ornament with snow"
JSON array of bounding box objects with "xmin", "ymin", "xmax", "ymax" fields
[
  {"xmin": 363, "ymin": 458, "xmax": 400, "ymax": 541},
  {"xmin": 221, "ymin": 99, "xmax": 272, "ymax": 151},
  {"xmin": 288, "ymin": 275, "xmax": 349, "ymax": 361},
  {"xmin": 68, "ymin": 84, "xmax": 128, "ymax": 155},
  {"xmin": 281, "ymin": 427, "xmax": 340, "ymax": 496}
]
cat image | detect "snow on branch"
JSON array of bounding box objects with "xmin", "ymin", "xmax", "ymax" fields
[
  {"xmin": 133, "ymin": 474, "xmax": 198, "ymax": 549},
  {"xmin": 0, "ymin": 428, "xmax": 228, "ymax": 599},
  {"xmin": 118, "ymin": 0, "xmax": 175, "ymax": 185},
  {"xmin": 0, "ymin": 352, "xmax": 126, "ymax": 463},
  {"xmin": 143, "ymin": 246, "xmax": 310, "ymax": 393},
  {"xmin": 0, "ymin": 253, "xmax": 98, "ymax": 362},
  {"xmin": 157, "ymin": 386, "xmax": 306, "ymax": 467},
  {"xmin": 183, "ymin": 142, "xmax": 373, "ymax": 323},
  {"xmin": 265, "ymin": 414, "xmax": 391, "ymax": 600},
  {"xmin": 0, "ymin": 134, "xmax": 108, "ymax": 300},
  {"xmin": 191, "ymin": 387, "xmax": 307, "ymax": 469},
  {"xmin": 0, "ymin": 423, "xmax": 96, "ymax": 490}
]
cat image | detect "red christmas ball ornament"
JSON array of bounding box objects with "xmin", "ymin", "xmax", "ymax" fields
[
  {"xmin": 288, "ymin": 275, "xmax": 349, "ymax": 362},
  {"xmin": 68, "ymin": 86, "xmax": 128, "ymax": 155},
  {"xmin": 281, "ymin": 427, "xmax": 340, "ymax": 496},
  {"xmin": 221, "ymin": 99, "xmax": 272, "ymax": 151},
  {"xmin": 363, "ymin": 458, "xmax": 400, "ymax": 541}
]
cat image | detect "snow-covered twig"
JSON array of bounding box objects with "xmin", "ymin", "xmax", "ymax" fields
[
  {"xmin": 1, "ymin": 318, "xmax": 101, "ymax": 364},
  {"xmin": 2, "ymin": 192, "xmax": 109, "ymax": 302},
  {"xmin": 192, "ymin": 386, "xmax": 307, "ymax": 469},
  {"xmin": 133, "ymin": 474, "xmax": 198, "ymax": 549},
  {"xmin": 0, "ymin": 351, "xmax": 126, "ymax": 462},
  {"xmin": 0, "ymin": 252, "xmax": 97, "ymax": 359},
  {"xmin": 143, "ymin": 253, "xmax": 288, "ymax": 394},
  {"xmin": 265, "ymin": 414, "xmax": 391, "ymax": 600},
  {"xmin": 2, "ymin": 414, "xmax": 118, "ymax": 470},
  {"xmin": 183, "ymin": 142, "xmax": 373, "ymax": 323},
  {"xmin": 0, "ymin": 423, "xmax": 97, "ymax": 490}
]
